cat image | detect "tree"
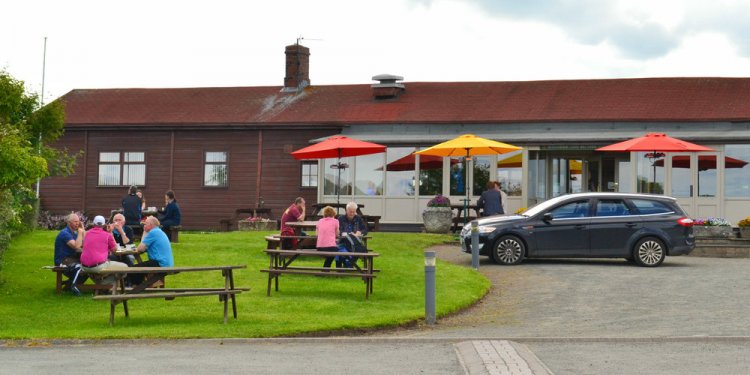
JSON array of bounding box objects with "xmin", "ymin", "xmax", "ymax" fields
[{"xmin": 0, "ymin": 70, "xmax": 77, "ymax": 234}]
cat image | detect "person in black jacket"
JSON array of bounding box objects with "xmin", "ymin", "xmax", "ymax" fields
[
  {"xmin": 338, "ymin": 202, "xmax": 368, "ymax": 238},
  {"xmin": 121, "ymin": 185, "xmax": 142, "ymax": 226},
  {"xmin": 159, "ymin": 190, "xmax": 182, "ymax": 241}
]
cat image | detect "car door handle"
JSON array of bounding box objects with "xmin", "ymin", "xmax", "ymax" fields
[
  {"xmin": 625, "ymin": 223, "xmax": 637, "ymax": 227},
  {"xmin": 574, "ymin": 224, "xmax": 586, "ymax": 230}
]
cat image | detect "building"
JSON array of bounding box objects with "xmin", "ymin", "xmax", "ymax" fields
[{"xmin": 41, "ymin": 44, "xmax": 750, "ymax": 229}]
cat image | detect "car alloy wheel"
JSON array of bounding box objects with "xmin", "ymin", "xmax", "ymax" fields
[
  {"xmin": 633, "ymin": 237, "xmax": 666, "ymax": 267},
  {"xmin": 492, "ymin": 236, "xmax": 525, "ymax": 265}
]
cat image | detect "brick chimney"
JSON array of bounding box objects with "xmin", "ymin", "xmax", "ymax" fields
[
  {"xmin": 283, "ymin": 44, "xmax": 310, "ymax": 92},
  {"xmin": 372, "ymin": 74, "xmax": 405, "ymax": 99}
]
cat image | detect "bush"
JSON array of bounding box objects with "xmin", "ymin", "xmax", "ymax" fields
[
  {"xmin": 738, "ymin": 216, "xmax": 750, "ymax": 228},
  {"xmin": 426, "ymin": 194, "xmax": 451, "ymax": 207},
  {"xmin": 37, "ymin": 210, "xmax": 88, "ymax": 230}
]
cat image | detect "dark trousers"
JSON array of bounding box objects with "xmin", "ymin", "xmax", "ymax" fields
[
  {"xmin": 126, "ymin": 259, "xmax": 161, "ymax": 285},
  {"xmin": 317, "ymin": 246, "xmax": 338, "ymax": 268}
]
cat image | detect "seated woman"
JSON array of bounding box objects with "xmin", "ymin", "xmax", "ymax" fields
[
  {"xmin": 315, "ymin": 206, "xmax": 339, "ymax": 268},
  {"xmin": 158, "ymin": 190, "xmax": 182, "ymax": 241}
]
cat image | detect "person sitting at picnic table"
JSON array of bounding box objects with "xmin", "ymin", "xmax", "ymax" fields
[
  {"xmin": 53, "ymin": 213, "xmax": 88, "ymax": 296},
  {"xmin": 122, "ymin": 185, "xmax": 142, "ymax": 226},
  {"xmin": 136, "ymin": 188, "xmax": 147, "ymax": 211},
  {"xmin": 128, "ymin": 216, "xmax": 175, "ymax": 286},
  {"xmin": 316, "ymin": 206, "xmax": 340, "ymax": 268},
  {"xmin": 158, "ymin": 190, "xmax": 182, "ymax": 241},
  {"xmin": 338, "ymin": 201, "xmax": 368, "ymax": 238},
  {"xmin": 81, "ymin": 215, "xmax": 129, "ymax": 286},
  {"xmin": 279, "ymin": 197, "xmax": 310, "ymax": 249},
  {"xmin": 106, "ymin": 213, "xmax": 136, "ymax": 266}
]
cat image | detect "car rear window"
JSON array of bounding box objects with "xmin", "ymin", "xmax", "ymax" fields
[
  {"xmin": 595, "ymin": 199, "xmax": 631, "ymax": 216},
  {"xmin": 631, "ymin": 199, "xmax": 673, "ymax": 215}
]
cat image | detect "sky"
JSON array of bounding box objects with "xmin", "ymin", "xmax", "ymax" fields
[{"xmin": 3, "ymin": 0, "xmax": 750, "ymax": 103}]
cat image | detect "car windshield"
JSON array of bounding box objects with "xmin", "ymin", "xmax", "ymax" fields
[{"xmin": 522, "ymin": 195, "xmax": 574, "ymax": 217}]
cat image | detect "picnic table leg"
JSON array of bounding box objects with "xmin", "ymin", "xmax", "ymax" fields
[
  {"xmin": 109, "ymin": 301, "xmax": 116, "ymax": 326},
  {"xmin": 225, "ymin": 269, "xmax": 238, "ymax": 319},
  {"xmin": 56, "ymin": 271, "xmax": 63, "ymax": 294},
  {"xmin": 117, "ymin": 276, "xmax": 129, "ymax": 318},
  {"xmin": 223, "ymin": 293, "xmax": 229, "ymax": 324},
  {"xmin": 267, "ymin": 254, "xmax": 274, "ymax": 296}
]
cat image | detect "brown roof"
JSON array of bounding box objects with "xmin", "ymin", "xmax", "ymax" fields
[{"xmin": 60, "ymin": 77, "xmax": 750, "ymax": 127}]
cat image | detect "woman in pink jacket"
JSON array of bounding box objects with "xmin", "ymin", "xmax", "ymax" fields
[{"xmin": 315, "ymin": 206, "xmax": 340, "ymax": 268}]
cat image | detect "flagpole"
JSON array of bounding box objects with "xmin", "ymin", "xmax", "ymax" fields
[{"xmin": 35, "ymin": 36, "xmax": 48, "ymax": 198}]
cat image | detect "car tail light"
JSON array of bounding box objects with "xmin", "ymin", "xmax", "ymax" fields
[{"xmin": 677, "ymin": 217, "xmax": 694, "ymax": 227}]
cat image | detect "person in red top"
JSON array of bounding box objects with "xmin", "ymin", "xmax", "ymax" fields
[
  {"xmin": 316, "ymin": 206, "xmax": 340, "ymax": 268},
  {"xmin": 280, "ymin": 197, "xmax": 307, "ymax": 249},
  {"xmin": 81, "ymin": 215, "xmax": 128, "ymax": 286}
]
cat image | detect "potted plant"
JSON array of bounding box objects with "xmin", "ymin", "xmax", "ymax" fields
[
  {"xmin": 738, "ymin": 216, "xmax": 750, "ymax": 239},
  {"xmin": 693, "ymin": 217, "xmax": 733, "ymax": 238},
  {"xmin": 238, "ymin": 216, "xmax": 276, "ymax": 231},
  {"xmin": 422, "ymin": 194, "xmax": 453, "ymax": 233}
]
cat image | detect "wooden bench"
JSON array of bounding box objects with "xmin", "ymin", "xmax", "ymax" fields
[
  {"xmin": 262, "ymin": 249, "xmax": 379, "ymax": 299},
  {"xmin": 91, "ymin": 265, "xmax": 248, "ymax": 325},
  {"xmin": 164, "ymin": 225, "xmax": 182, "ymax": 242},
  {"xmin": 45, "ymin": 266, "xmax": 112, "ymax": 295}
]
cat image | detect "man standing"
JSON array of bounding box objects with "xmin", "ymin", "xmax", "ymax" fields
[
  {"xmin": 53, "ymin": 213, "xmax": 88, "ymax": 295},
  {"xmin": 478, "ymin": 181, "xmax": 503, "ymax": 216},
  {"xmin": 129, "ymin": 216, "xmax": 174, "ymax": 285}
]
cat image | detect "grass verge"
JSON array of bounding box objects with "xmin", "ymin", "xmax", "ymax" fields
[{"xmin": 0, "ymin": 230, "xmax": 489, "ymax": 339}]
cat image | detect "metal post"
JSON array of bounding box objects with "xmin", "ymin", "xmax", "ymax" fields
[
  {"xmin": 424, "ymin": 251, "xmax": 436, "ymax": 325},
  {"xmin": 471, "ymin": 221, "xmax": 479, "ymax": 270}
]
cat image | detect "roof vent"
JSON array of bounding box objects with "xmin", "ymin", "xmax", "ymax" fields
[{"xmin": 371, "ymin": 74, "xmax": 405, "ymax": 99}]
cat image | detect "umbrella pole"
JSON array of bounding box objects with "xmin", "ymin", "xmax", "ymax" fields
[
  {"xmin": 336, "ymin": 151, "xmax": 341, "ymax": 214},
  {"xmin": 464, "ymin": 149, "xmax": 470, "ymax": 226}
]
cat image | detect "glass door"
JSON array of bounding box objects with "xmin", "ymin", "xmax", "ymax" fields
[{"xmin": 669, "ymin": 152, "xmax": 721, "ymax": 218}]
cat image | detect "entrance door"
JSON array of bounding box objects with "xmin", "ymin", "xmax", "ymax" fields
[{"xmin": 669, "ymin": 152, "xmax": 721, "ymax": 217}]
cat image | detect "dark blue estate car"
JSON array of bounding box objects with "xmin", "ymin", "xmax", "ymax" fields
[{"xmin": 461, "ymin": 193, "xmax": 695, "ymax": 267}]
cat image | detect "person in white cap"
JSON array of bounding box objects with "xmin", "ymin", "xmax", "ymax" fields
[{"xmin": 81, "ymin": 215, "xmax": 128, "ymax": 287}]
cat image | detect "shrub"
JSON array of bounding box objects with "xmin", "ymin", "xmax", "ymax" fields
[
  {"xmin": 426, "ymin": 194, "xmax": 451, "ymax": 207},
  {"xmin": 738, "ymin": 216, "xmax": 750, "ymax": 227}
]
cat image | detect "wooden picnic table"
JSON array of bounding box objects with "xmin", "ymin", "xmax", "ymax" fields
[
  {"xmin": 450, "ymin": 203, "xmax": 482, "ymax": 232},
  {"xmin": 92, "ymin": 265, "xmax": 249, "ymax": 326},
  {"xmin": 262, "ymin": 250, "xmax": 379, "ymax": 299},
  {"xmin": 285, "ymin": 220, "xmax": 319, "ymax": 235}
]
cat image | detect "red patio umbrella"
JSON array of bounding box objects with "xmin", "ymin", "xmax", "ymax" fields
[
  {"xmin": 596, "ymin": 133, "xmax": 715, "ymax": 193},
  {"xmin": 653, "ymin": 155, "xmax": 748, "ymax": 170},
  {"xmin": 291, "ymin": 136, "xmax": 386, "ymax": 206}
]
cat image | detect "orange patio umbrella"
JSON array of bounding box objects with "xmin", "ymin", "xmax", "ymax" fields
[{"xmin": 416, "ymin": 134, "xmax": 522, "ymax": 222}]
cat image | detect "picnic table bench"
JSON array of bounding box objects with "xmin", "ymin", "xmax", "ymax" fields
[
  {"xmin": 91, "ymin": 265, "xmax": 248, "ymax": 326},
  {"xmin": 45, "ymin": 249, "xmax": 150, "ymax": 294},
  {"xmin": 261, "ymin": 249, "xmax": 379, "ymax": 299}
]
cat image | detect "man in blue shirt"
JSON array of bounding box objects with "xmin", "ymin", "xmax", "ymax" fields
[
  {"xmin": 53, "ymin": 213, "xmax": 88, "ymax": 295},
  {"xmin": 129, "ymin": 216, "xmax": 174, "ymax": 285}
]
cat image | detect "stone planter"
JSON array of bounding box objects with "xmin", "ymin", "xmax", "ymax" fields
[
  {"xmin": 238, "ymin": 220, "xmax": 277, "ymax": 231},
  {"xmin": 739, "ymin": 227, "xmax": 750, "ymax": 239},
  {"xmin": 693, "ymin": 225, "xmax": 733, "ymax": 238},
  {"xmin": 422, "ymin": 207, "xmax": 453, "ymax": 233}
]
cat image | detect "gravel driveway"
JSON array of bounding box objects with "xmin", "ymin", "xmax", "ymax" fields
[{"xmin": 382, "ymin": 245, "xmax": 750, "ymax": 339}]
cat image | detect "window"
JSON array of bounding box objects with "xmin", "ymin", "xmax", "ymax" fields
[
  {"xmin": 204, "ymin": 151, "xmax": 228, "ymax": 187},
  {"xmin": 725, "ymin": 144, "xmax": 750, "ymax": 197},
  {"xmin": 301, "ymin": 161, "xmax": 318, "ymax": 188},
  {"xmin": 595, "ymin": 199, "xmax": 631, "ymax": 216},
  {"xmin": 550, "ymin": 200, "xmax": 590, "ymax": 219},
  {"xmin": 386, "ymin": 147, "xmax": 416, "ymax": 196},
  {"xmin": 354, "ymin": 153, "xmax": 383, "ymax": 195},
  {"xmin": 631, "ymin": 199, "xmax": 673, "ymax": 215},
  {"xmin": 98, "ymin": 152, "xmax": 145, "ymax": 186}
]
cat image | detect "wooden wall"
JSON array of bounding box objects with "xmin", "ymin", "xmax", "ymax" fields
[{"xmin": 40, "ymin": 127, "xmax": 338, "ymax": 230}]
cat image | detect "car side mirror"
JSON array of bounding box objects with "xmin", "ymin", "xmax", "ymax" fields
[{"xmin": 543, "ymin": 213, "xmax": 553, "ymax": 222}]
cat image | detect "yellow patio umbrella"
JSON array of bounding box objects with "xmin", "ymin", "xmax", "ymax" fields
[{"xmin": 416, "ymin": 134, "xmax": 522, "ymax": 222}]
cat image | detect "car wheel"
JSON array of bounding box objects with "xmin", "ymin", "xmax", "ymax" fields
[
  {"xmin": 633, "ymin": 237, "xmax": 666, "ymax": 267},
  {"xmin": 491, "ymin": 235, "xmax": 525, "ymax": 265}
]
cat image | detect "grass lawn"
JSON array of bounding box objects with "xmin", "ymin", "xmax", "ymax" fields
[{"xmin": 0, "ymin": 230, "xmax": 489, "ymax": 339}]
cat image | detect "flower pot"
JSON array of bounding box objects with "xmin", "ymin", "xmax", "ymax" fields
[
  {"xmin": 238, "ymin": 220, "xmax": 277, "ymax": 231},
  {"xmin": 422, "ymin": 206, "xmax": 453, "ymax": 233},
  {"xmin": 693, "ymin": 226, "xmax": 733, "ymax": 238},
  {"xmin": 739, "ymin": 227, "xmax": 750, "ymax": 239}
]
